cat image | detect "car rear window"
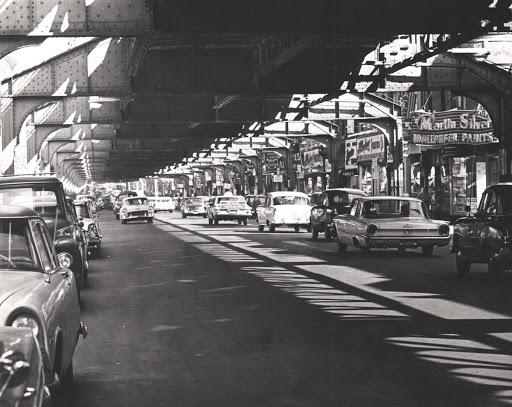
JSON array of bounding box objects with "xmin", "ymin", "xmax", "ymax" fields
[
  {"xmin": 361, "ymin": 200, "xmax": 427, "ymax": 219},
  {"xmin": 273, "ymin": 196, "xmax": 309, "ymax": 206}
]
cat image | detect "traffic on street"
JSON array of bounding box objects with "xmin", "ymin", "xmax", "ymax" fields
[{"xmin": 55, "ymin": 209, "xmax": 512, "ymax": 407}]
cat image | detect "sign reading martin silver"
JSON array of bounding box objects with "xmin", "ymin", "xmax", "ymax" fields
[{"xmin": 408, "ymin": 108, "xmax": 498, "ymax": 145}]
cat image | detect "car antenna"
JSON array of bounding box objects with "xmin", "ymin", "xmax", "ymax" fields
[{"xmin": 53, "ymin": 202, "xmax": 59, "ymax": 243}]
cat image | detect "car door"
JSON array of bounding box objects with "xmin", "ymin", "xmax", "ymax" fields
[
  {"xmin": 33, "ymin": 220, "xmax": 79, "ymax": 373},
  {"xmin": 336, "ymin": 200, "xmax": 359, "ymax": 245}
]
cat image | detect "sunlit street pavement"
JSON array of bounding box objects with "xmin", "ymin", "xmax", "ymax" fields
[{"xmin": 58, "ymin": 211, "xmax": 512, "ymax": 407}]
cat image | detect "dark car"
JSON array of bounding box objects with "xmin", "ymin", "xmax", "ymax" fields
[
  {"xmin": 310, "ymin": 188, "xmax": 367, "ymax": 240},
  {"xmin": 452, "ymin": 183, "xmax": 512, "ymax": 276},
  {"xmin": 246, "ymin": 195, "xmax": 265, "ymax": 219},
  {"xmin": 0, "ymin": 176, "xmax": 88, "ymax": 289}
]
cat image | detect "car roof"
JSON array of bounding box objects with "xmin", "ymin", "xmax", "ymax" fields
[
  {"xmin": 0, "ymin": 176, "xmax": 61, "ymax": 185},
  {"xmin": 122, "ymin": 196, "xmax": 147, "ymax": 201},
  {"xmin": 0, "ymin": 205, "xmax": 40, "ymax": 219},
  {"xmin": 324, "ymin": 188, "xmax": 367, "ymax": 195},
  {"xmin": 268, "ymin": 191, "xmax": 309, "ymax": 197},
  {"xmin": 355, "ymin": 196, "xmax": 423, "ymax": 202},
  {"xmin": 215, "ymin": 195, "xmax": 244, "ymax": 199}
]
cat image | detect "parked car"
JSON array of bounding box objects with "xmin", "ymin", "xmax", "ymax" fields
[
  {"xmin": 311, "ymin": 188, "xmax": 367, "ymax": 241},
  {"xmin": 120, "ymin": 196, "xmax": 154, "ymax": 224},
  {"xmin": 256, "ymin": 191, "xmax": 312, "ymax": 232},
  {"xmin": 246, "ymin": 195, "xmax": 266, "ymax": 219},
  {"xmin": 0, "ymin": 326, "xmax": 50, "ymax": 407},
  {"xmin": 0, "ymin": 206, "xmax": 87, "ymax": 394},
  {"xmin": 333, "ymin": 196, "xmax": 451, "ymax": 255},
  {"xmin": 181, "ymin": 197, "xmax": 207, "ymax": 218},
  {"xmin": 147, "ymin": 196, "xmax": 175, "ymax": 213},
  {"xmin": 206, "ymin": 195, "xmax": 251, "ymax": 225},
  {"xmin": 452, "ymin": 183, "xmax": 512, "ymax": 276},
  {"xmin": 74, "ymin": 200, "xmax": 102, "ymax": 255},
  {"xmin": 113, "ymin": 190, "xmax": 137, "ymax": 220},
  {"xmin": 0, "ymin": 176, "xmax": 88, "ymax": 290}
]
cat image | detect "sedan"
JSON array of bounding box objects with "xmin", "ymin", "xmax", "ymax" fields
[
  {"xmin": 0, "ymin": 205, "xmax": 87, "ymax": 393},
  {"xmin": 334, "ymin": 196, "xmax": 451, "ymax": 255},
  {"xmin": 120, "ymin": 196, "xmax": 154, "ymax": 224},
  {"xmin": 257, "ymin": 192, "xmax": 312, "ymax": 232}
]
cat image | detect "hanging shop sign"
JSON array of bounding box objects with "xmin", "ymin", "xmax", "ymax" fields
[
  {"xmin": 273, "ymin": 174, "xmax": 283, "ymax": 183},
  {"xmin": 407, "ymin": 108, "xmax": 498, "ymax": 145},
  {"xmin": 345, "ymin": 138, "xmax": 358, "ymax": 170},
  {"xmin": 357, "ymin": 134, "xmax": 386, "ymax": 161}
]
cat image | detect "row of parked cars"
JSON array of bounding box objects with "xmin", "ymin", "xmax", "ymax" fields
[
  {"xmin": 184, "ymin": 182, "xmax": 512, "ymax": 277},
  {"xmin": 0, "ymin": 176, "xmax": 93, "ymax": 406}
]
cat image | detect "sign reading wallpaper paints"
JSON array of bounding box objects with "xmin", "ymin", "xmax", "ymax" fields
[
  {"xmin": 407, "ymin": 108, "xmax": 498, "ymax": 145},
  {"xmin": 357, "ymin": 134, "xmax": 386, "ymax": 161}
]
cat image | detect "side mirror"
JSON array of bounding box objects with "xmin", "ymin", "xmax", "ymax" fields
[{"xmin": 0, "ymin": 351, "xmax": 30, "ymax": 388}]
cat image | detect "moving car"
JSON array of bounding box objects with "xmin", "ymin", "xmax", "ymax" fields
[
  {"xmin": 113, "ymin": 190, "xmax": 137, "ymax": 220},
  {"xmin": 120, "ymin": 196, "xmax": 154, "ymax": 224},
  {"xmin": 311, "ymin": 188, "xmax": 367, "ymax": 241},
  {"xmin": 452, "ymin": 183, "xmax": 512, "ymax": 276},
  {"xmin": 206, "ymin": 195, "xmax": 251, "ymax": 225},
  {"xmin": 181, "ymin": 197, "xmax": 207, "ymax": 218},
  {"xmin": 0, "ymin": 326, "xmax": 50, "ymax": 407},
  {"xmin": 246, "ymin": 195, "xmax": 266, "ymax": 219},
  {"xmin": 74, "ymin": 200, "xmax": 102, "ymax": 255},
  {"xmin": 256, "ymin": 191, "xmax": 312, "ymax": 232},
  {"xmin": 0, "ymin": 206, "xmax": 87, "ymax": 394},
  {"xmin": 0, "ymin": 176, "xmax": 88, "ymax": 290},
  {"xmin": 147, "ymin": 197, "xmax": 175, "ymax": 213},
  {"xmin": 334, "ymin": 196, "xmax": 451, "ymax": 255}
]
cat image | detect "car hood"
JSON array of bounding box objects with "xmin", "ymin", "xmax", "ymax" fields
[{"xmin": 0, "ymin": 272, "xmax": 42, "ymax": 305}]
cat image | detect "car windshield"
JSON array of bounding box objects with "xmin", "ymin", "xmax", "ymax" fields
[
  {"xmin": 0, "ymin": 220, "xmax": 37, "ymax": 270},
  {"xmin": 185, "ymin": 198, "xmax": 204, "ymax": 204},
  {"xmin": 327, "ymin": 191, "xmax": 362, "ymax": 207},
  {"xmin": 361, "ymin": 200, "xmax": 427, "ymax": 219},
  {"xmin": 273, "ymin": 196, "xmax": 309, "ymax": 205},
  {"xmin": 0, "ymin": 187, "xmax": 65, "ymax": 220},
  {"xmin": 126, "ymin": 198, "xmax": 147, "ymax": 205},
  {"xmin": 75, "ymin": 204, "xmax": 90, "ymax": 219}
]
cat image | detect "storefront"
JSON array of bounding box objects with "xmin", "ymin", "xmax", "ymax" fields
[
  {"xmin": 404, "ymin": 107, "xmax": 499, "ymax": 219},
  {"xmin": 302, "ymin": 139, "xmax": 331, "ymax": 194}
]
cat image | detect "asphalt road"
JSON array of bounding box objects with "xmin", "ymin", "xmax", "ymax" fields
[{"xmin": 58, "ymin": 210, "xmax": 512, "ymax": 407}]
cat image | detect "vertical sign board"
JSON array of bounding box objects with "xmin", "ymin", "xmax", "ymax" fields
[{"xmin": 345, "ymin": 138, "xmax": 358, "ymax": 169}]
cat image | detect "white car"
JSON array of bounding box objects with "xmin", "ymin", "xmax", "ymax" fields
[
  {"xmin": 74, "ymin": 200, "xmax": 102, "ymax": 254},
  {"xmin": 256, "ymin": 191, "xmax": 312, "ymax": 232},
  {"xmin": 120, "ymin": 196, "xmax": 154, "ymax": 224},
  {"xmin": 148, "ymin": 197, "xmax": 175, "ymax": 213},
  {"xmin": 206, "ymin": 195, "xmax": 251, "ymax": 225}
]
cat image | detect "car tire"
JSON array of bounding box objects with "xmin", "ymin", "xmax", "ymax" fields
[
  {"xmin": 243, "ymin": 218, "xmax": 248, "ymax": 226},
  {"xmin": 422, "ymin": 245, "xmax": 434, "ymax": 256},
  {"xmin": 488, "ymin": 253, "xmax": 506, "ymax": 277},
  {"xmin": 311, "ymin": 228, "xmax": 318, "ymax": 240},
  {"xmin": 214, "ymin": 218, "xmax": 219, "ymax": 225},
  {"xmin": 182, "ymin": 213, "xmax": 187, "ymax": 218},
  {"xmin": 258, "ymin": 224, "xmax": 265, "ymax": 232},
  {"xmin": 456, "ymin": 252, "xmax": 471, "ymax": 275},
  {"xmin": 337, "ymin": 239, "xmax": 347, "ymax": 255},
  {"xmin": 294, "ymin": 225, "xmax": 300, "ymax": 232},
  {"xmin": 148, "ymin": 218, "xmax": 153, "ymax": 224},
  {"xmin": 203, "ymin": 214, "xmax": 207, "ymax": 218},
  {"xmin": 269, "ymin": 224, "xmax": 276, "ymax": 233},
  {"xmin": 208, "ymin": 217, "xmax": 213, "ymax": 225},
  {"xmin": 237, "ymin": 219, "xmax": 242, "ymax": 225},
  {"xmin": 324, "ymin": 226, "xmax": 333, "ymax": 241},
  {"xmin": 121, "ymin": 219, "xmax": 126, "ymax": 224}
]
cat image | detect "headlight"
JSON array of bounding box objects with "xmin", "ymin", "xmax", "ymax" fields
[
  {"xmin": 57, "ymin": 252, "xmax": 73, "ymax": 268},
  {"xmin": 121, "ymin": 208, "xmax": 127, "ymax": 213},
  {"xmin": 366, "ymin": 224, "xmax": 378, "ymax": 236},
  {"xmin": 11, "ymin": 315, "xmax": 42, "ymax": 343},
  {"xmin": 438, "ymin": 224, "xmax": 450, "ymax": 236},
  {"xmin": 55, "ymin": 226, "xmax": 73, "ymax": 238}
]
